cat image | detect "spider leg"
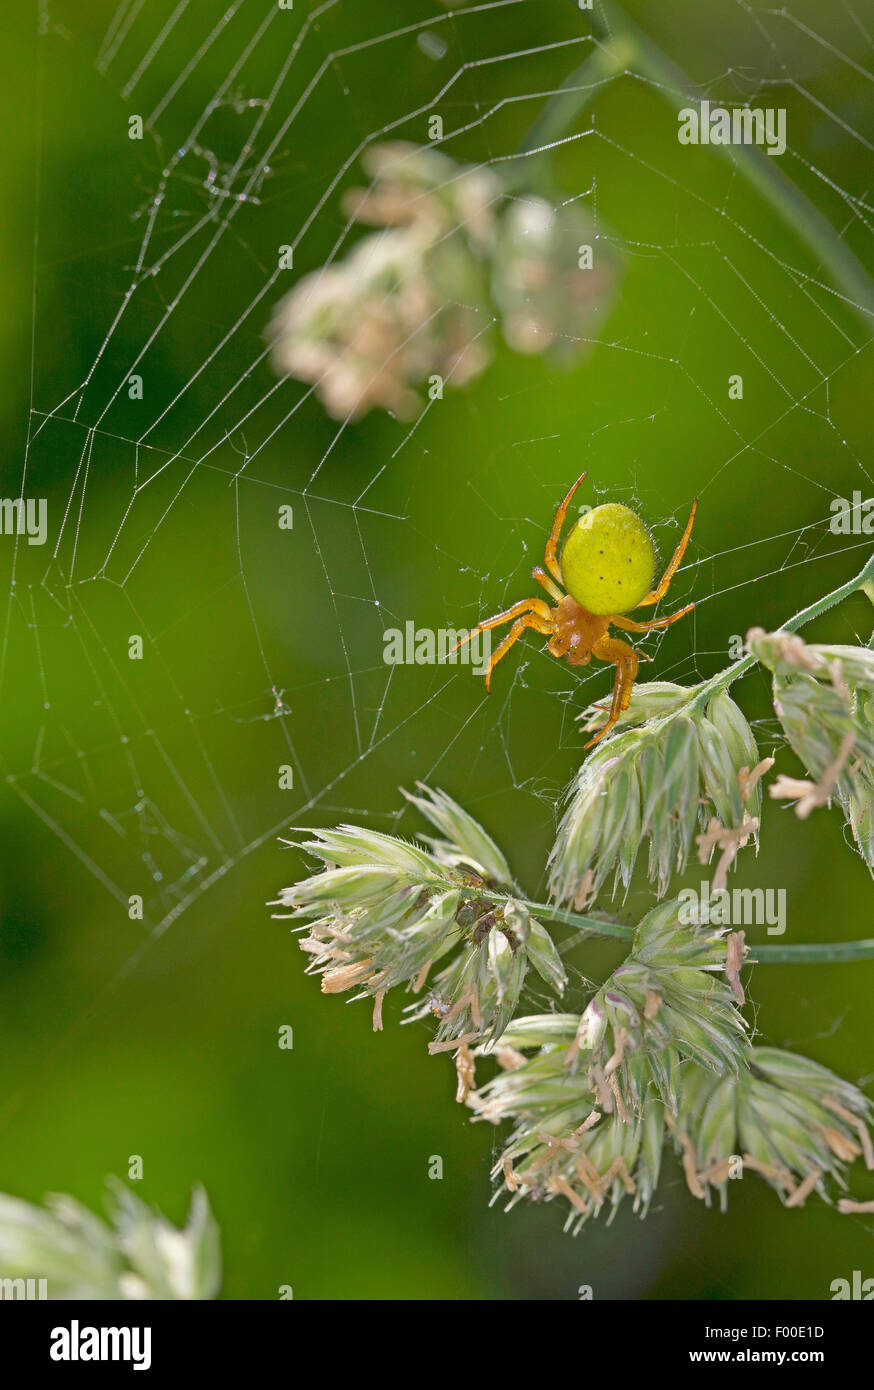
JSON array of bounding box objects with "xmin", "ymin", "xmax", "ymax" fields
[
  {"xmin": 636, "ymin": 500, "xmax": 697, "ymax": 606},
  {"xmin": 544, "ymin": 471, "xmax": 588, "ymax": 584},
  {"xmin": 612, "ymin": 602, "xmax": 695, "ymax": 633},
  {"xmin": 532, "ymin": 565, "xmax": 564, "ymax": 602},
  {"xmin": 482, "ymin": 612, "xmax": 553, "ymax": 692},
  {"xmin": 585, "ymin": 635, "xmax": 639, "ymax": 748},
  {"xmin": 453, "ymin": 596, "xmax": 553, "ymax": 652}
]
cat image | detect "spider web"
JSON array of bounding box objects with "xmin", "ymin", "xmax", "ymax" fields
[{"xmin": 7, "ymin": 0, "xmax": 874, "ymax": 1035}]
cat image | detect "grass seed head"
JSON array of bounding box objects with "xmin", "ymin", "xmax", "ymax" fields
[
  {"xmin": 550, "ymin": 683, "xmax": 765, "ymax": 905},
  {"xmin": 275, "ymin": 788, "xmax": 566, "ymax": 1041},
  {"xmin": 749, "ymin": 632, "xmax": 874, "ymax": 868}
]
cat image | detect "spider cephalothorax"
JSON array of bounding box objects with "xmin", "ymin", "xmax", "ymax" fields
[{"xmin": 459, "ymin": 473, "xmax": 697, "ymax": 746}]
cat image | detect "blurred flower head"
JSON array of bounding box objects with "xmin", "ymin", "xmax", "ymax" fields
[
  {"xmin": 0, "ymin": 1181, "xmax": 220, "ymax": 1300},
  {"xmin": 341, "ymin": 141, "xmax": 499, "ymax": 249},
  {"xmin": 749, "ymin": 630, "xmax": 874, "ymax": 868},
  {"xmin": 273, "ymin": 784, "xmax": 566, "ymax": 1042},
  {"xmin": 268, "ymin": 142, "xmax": 617, "ymax": 418},
  {"xmin": 491, "ymin": 196, "xmax": 616, "ymax": 358},
  {"xmin": 267, "ymin": 224, "xmax": 490, "ymax": 420},
  {"xmin": 550, "ymin": 683, "xmax": 769, "ymax": 905}
]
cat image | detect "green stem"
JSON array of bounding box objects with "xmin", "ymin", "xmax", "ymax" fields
[
  {"xmin": 468, "ymin": 882, "xmax": 874, "ymax": 963},
  {"xmin": 589, "ymin": 1, "xmax": 874, "ymax": 329},
  {"xmin": 750, "ymin": 938, "xmax": 874, "ymax": 963}
]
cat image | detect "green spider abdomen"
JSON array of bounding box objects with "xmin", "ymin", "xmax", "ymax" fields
[{"xmin": 560, "ymin": 502, "xmax": 655, "ymax": 615}]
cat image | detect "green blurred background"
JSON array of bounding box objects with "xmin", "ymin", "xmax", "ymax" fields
[{"xmin": 1, "ymin": 0, "xmax": 873, "ymax": 1299}]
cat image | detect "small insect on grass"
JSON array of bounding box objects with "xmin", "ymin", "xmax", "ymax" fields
[{"xmin": 455, "ymin": 473, "xmax": 697, "ymax": 746}]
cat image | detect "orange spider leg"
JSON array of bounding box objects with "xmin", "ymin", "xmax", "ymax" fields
[
  {"xmin": 453, "ymin": 596, "xmax": 554, "ymax": 690},
  {"xmin": 544, "ymin": 471, "xmax": 588, "ymax": 584},
  {"xmin": 612, "ymin": 602, "xmax": 695, "ymax": 634},
  {"xmin": 453, "ymin": 596, "xmax": 553, "ymax": 649},
  {"xmin": 636, "ymin": 500, "xmax": 698, "ymax": 607},
  {"xmin": 483, "ymin": 611, "xmax": 553, "ymax": 691},
  {"xmin": 532, "ymin": 565, "xmax": 564, "ymax": 602},
  {"xmin": 586, "ymin": 635, "xmax": 639, "ymax": 748}
]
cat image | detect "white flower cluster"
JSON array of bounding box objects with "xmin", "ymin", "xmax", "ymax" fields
[{"xmin": 268, "ymin": 142, "xmax": 616, "ymax": 418}]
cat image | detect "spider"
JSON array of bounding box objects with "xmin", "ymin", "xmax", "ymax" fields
[{"xmin": 458, "ymin": 472, "xmax": 697, "ymax": 747}]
